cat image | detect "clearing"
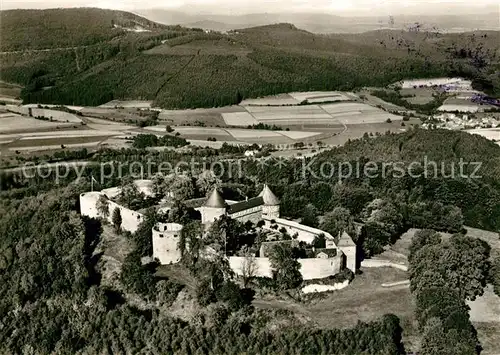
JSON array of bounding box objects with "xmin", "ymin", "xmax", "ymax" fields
[{"xmin": 253, "ymin": 267, "xmax": 418, "ymax": 350}]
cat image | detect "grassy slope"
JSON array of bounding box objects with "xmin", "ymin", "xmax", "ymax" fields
[{"xmin": 0, "ymin": 9, "xmax": 498, "ymax": 108}]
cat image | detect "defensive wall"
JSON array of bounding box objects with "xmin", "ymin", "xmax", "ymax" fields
[
  {"xmin": 79, "ymin": 192, "xmax": 144, "ymax": 233},
  {"xmin": 229, "ymin": 255, "xmax": 342, "ymax": 281}
]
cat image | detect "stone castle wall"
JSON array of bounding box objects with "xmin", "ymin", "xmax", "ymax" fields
[
  {"xmin": 79, "ymin": 192, "xmax": 144, "ymax": 233},
  {"xmin": 229, "ymin": 255, "xmax": 342, "ymax": 281},
  {"xmin": 229, "ymin": 205, "xmax": 263, "ymax": 224}
]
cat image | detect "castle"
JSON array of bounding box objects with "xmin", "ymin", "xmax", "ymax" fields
[{"xmin": 80, "ymin": 181, "xmax": 356, "ymax": 280}]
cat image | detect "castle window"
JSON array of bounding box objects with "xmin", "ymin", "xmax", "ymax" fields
[
  {"xmin": 174, "ymin": 235, "xmax": 178, "ymax": 238},
  {"xmin": 159, "ymin": 234, "xmax": 164, "ymax": 238}
]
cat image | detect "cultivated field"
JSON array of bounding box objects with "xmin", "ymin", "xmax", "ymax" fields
[
  {"xmin": 0, "ymin": 111, "xmax": 77, "ymax": 133},
  {"xmin": 465, "ymin": 129, "xmax": 500, "ymax": 142}
]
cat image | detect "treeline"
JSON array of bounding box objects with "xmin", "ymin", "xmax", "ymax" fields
[
  {"xmin": 371, "ymin": 89, "xmax": 447, "ymax": 114},
  {"xmin": 408, "ymin": 230, "xmax": 491, "ymax": 353},
  {"xmin": 132, "ymin": 133, "xmax": 190, "ymax": 149}
]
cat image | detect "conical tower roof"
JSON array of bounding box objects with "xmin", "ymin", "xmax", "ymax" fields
[
  {"xmin": 258, "ymin": 184, "xmax": 280, "ymax": 205},
  {"xmin": 337, "ymin": 231, "xmax": 356, "ymax": 247},
  {"xmin": 204, "ymin": 188, "xmax": 225, "ymax": 208}
]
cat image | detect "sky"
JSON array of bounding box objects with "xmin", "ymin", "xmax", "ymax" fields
[{"xmin": 1, "ymin": 0, "xmax": 498, "ymax": 16}]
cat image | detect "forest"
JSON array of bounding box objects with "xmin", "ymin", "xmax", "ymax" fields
[
  {"xmin": 1, "ymin": 8, "xmax": 498, "ymax": 109},
  {"xmin": 1, "ymin": 127, "xmax": 500, "ymax": 353}
]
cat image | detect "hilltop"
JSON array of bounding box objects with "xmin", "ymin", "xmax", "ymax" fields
[
  {"xmin": 0, "ymin": 8, "xmax": 498, "ymax": 109},
  {"xmin": 0, "ymin": 8, "xmax": 171, "ymax": 51}
]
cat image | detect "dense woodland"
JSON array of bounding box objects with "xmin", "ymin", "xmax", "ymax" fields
[
  {"xmin": 1, "ymin": 125, "xmax": 500, "ymax": 352},
  {"xmin": 0, "ymin": 9, "xmax": 498, "ymax": 108},
  {"xmin": 408, "ymin": 230, "xmax": 491, "ymax": 354}
]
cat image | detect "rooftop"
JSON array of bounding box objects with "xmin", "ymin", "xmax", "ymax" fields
[
  {"xmin": 227, "ymin": 196, "xmax": 264, "ymax": 214},
  {"xmin": 258, "ymin": 184, "xmax": 280, "ymax": 205},
  {"xmin": 204, "ymin": 188, "xmax": 226, "ymax": 208}
]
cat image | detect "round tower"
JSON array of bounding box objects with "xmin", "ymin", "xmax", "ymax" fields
[
  {"xmin": 152, "ymin": 222, "xmax": 183, "ymax": 264},
  {"xmin": 259, "ymin": 184, "xmax": 280, "ymax": 219},
  {"xmin": 200, "ymin": 188, "xmax": 226, "ymax": 224}
]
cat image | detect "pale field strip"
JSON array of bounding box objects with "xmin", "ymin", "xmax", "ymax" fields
[
  {"xmin": 400, "ymin": 77, "xmax": 473, "ymax": 90},
  {"xmin": 245, "ymin": 105, "xmax": 325, "ymax": 113},
  {"xmin": 86, "ymin": 123, "xmax": 136, "ymax": 132},
  {"xmin": 221, "ymin": 112, "xmax": 259, "ymax": 126},
  {"xmin": 173, "ymin": 127, "xmax": 231, "ymax": 136},
  {"xmin": 277, "ymin": 130, "xmax": 322, "ymax": 139},
  {"xmin": 187, "ymin": 139, "xmax": 251, "ymax": 148},
  {"xmin": 465, "ymin": 129, "xmax": 500, "ymax": 141},
  {"xmin": 8, "ymin": 141, "xmax": 101, "ymax": 152},
  {"xmin": 99, "ymin": 100, "xmax": 153, "ymax": 109},
  {"xmin": 159, "ymin": 105, "xmax": 245, "ymax": 118},
  {"xmin": 84, "ymin": 117, "xmax": 129, "ymax": 125},
  {"xmin": 438, "ymin": 104, "xmax": 480, "ymax": 113},
  {"xmin": 144, "ymin": 125, "xmax": 170, "ymax": 132},
  {"xmin": 23, "ymin": 104, "xmax": 85, "ymax": 111},
  {"xmin": 288, "ymin": 91, "xmax": 353, "ymax": 102},
  {"xmin": 5, "ymin": 105, "xmax": 81, "ymax": 122},
  {"xmin": 29, "ymin": 108, "xmax": 82, "ymax": 123},
  {"xmin": 226, "ymin": 129, "xmax": 283, "ymax": 138},
  {"xmin": 320, "ymin": 102, "xmax": 382, "ymax": 113},
  {"xmin": 1, "ymin": 130, "xmax": 119, "ymax": 140},
  {"xmin": 239, "ymin": 95, "xmax": 299, "ymax": 106},
  {"xmin": 0, "ymin": 96, "xmax": 22, "ymax": 104},
  {"xmin": 0, "ymin": 116, "xmax": 75, "ymax": 133}
]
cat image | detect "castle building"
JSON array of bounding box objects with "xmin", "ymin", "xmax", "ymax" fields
[
  {"xmin": 152, "ymin": 222, "xmax": 183, "ymax": 264},
  {"xmin": 80, "ymin": 181, "xmax": 357, "ymax": 276},
  {"xmin": 198, "ymin": 184, "xmax": 280, "ymax": 224}
]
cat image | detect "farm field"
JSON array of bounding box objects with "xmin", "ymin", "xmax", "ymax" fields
[
  {"xmin": 0, "ymin": 90, "xmax": 419, "ymax": 156},
  {"xmin": 288, "ymin": 91, "xmax": 357, "ymax": 103},
  {"xmin": 0, "ymin": 111, "xmax": 78, "ymax": 133},
  {"xmin": 465, "ymin": 128, "xmax": 500, "ymax": 142},
  {"xmin": 438, "ymin": 97, "xmax": 491, "ymax": 113},
  {"xmin": 400, "ymin": 88, "xmax": 435, "ymax": 105}
]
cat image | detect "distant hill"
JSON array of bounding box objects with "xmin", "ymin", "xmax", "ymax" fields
[
  {"xmin": 137, "ymin": 9, "xmax": 500, "ymax": 34},
  {"xmin": 0, "ymin": 8, "xmax": 498, "ymax": 109},
  {"xmin": 0, "ymin": 8, "xmax": 169, "ymax": 51}
]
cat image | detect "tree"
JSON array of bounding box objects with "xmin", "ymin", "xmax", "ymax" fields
[
  {"xmin": 410, "ymin": 235, "xmax": 490, "ymax": 301},
  {"xmin": 196, "ymin": 170, "xmax": 221, "ymax": 196},
  {"xmin": 491, "ymin": 255, "xmax": 500, "ymax": 296},
  {"xmin": 301, "ymin": 203, "xmax": 319, "ymax": 228},
  {"xmin": 269, "ymin": 243, "xmax": 302, "ymax": 290},
  {"xmin": 95, "ymin": 194, "xmax": 110, "ymax": 218},
  {"xmin": 312, "ymin": 233, "xmax": 326, "ymax": 248},
  {"xmin": 408, "ymin": 229, "xmax": 442, "ymax": 262},
  {"xmin": 112, "ymin": 207, "xmax": 122, "ymax": 233},
  {"xmin": 240, "ymin": 246, "xmax": 257, "ymax": 288},
  {"xmin": 169, "ymin": 174, "xmax": 196, "ymax": 201},
  {"xmin": 119, "ymin": 179, "xmax": 144, "ymax": 209},
  {"xmin": 320, "ymin": 207, "xmax": 355, "ymax": 238},
  {"xmin": 420, "ymin": 317, "xmax": 478, "ymax": 355}
]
